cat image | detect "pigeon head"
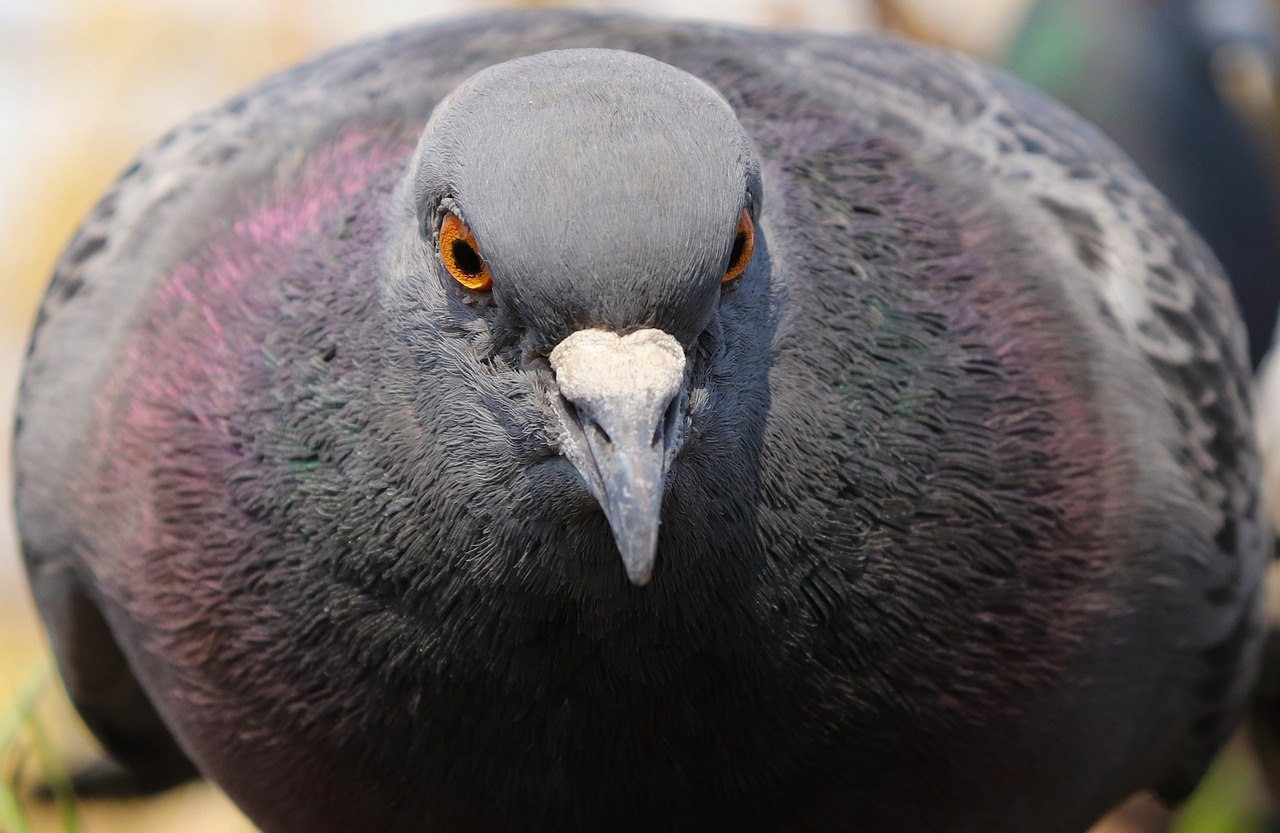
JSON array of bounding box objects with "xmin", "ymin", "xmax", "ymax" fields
[
  {"xmin": 413, "ymin": 48, "xmax": 762, "ymax": 344},
  {"xmin": 398, "ymin": 49, "xmax": 764, "ymax": 587}
]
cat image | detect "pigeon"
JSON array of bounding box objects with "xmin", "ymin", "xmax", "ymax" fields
[
  {"xmin": 1006, "ymin": 0, "xmax": 1280, "ymax": 367},
  {"xmin": 13, "ymin": 10, "xmax": 1266, "ymax": 833}
]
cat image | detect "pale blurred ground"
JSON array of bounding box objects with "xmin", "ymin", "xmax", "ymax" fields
[{"xmin": 0, "ymin": 1, "xmax": 1109, "ymax": 830}]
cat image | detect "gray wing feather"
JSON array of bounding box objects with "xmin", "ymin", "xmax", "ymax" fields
[{"xmin": 786, "ymin": 34, "xmax": 1263, "ymax": 798}]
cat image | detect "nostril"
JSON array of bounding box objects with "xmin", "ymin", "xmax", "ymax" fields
[
  {"xmin": 654, "ymin": 395, "xmax": 681, "ymax": 448},
  {"xmin": 561, "ymin": 395, "xmax": 613, "ymax": 448},
  {"xmin": 590, "ymin": 421, "xmax": 613, "ymax": 449}
]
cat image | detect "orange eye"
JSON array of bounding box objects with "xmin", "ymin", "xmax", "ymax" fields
[
  {"xmin": 723, "ymin": 209, "xmax": 755, "ymax": 283},
  {"xmin": 439, "ymin": 214, "xmax": 492, "ymax": 291}
]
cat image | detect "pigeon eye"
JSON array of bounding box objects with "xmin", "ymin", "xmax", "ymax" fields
[
  {"xmin": 439, "ymin": 214, "xmax": 493, "ymax": 291},
  {"xmin": 723, "ymin": 209, "xmax": 755, "ymax": 283}
]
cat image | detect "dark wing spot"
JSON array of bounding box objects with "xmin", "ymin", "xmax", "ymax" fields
[
  {"xmin": 1039, "ymin": 197, "xmax": 1106, "ymax": 271},
  {"xmin": 68, "ymin": 236, "xmax": 107, "ymax": 266},
  {"xmin": 55, "ymin": 276, "xmax": 84, "ymax": 302}
]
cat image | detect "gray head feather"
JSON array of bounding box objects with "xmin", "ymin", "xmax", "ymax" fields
[{"xmin": 412, "ymin": 48, "xmax": 763, "ymax": 348}]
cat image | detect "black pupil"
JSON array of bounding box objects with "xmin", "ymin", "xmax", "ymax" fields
[
  {"xmin": 451, "ymin": 240, "xmax": 483, "ymax": 276},
  {"xmin": 728, "ymin": 231, "xmax": 747, "ymax": 268}
]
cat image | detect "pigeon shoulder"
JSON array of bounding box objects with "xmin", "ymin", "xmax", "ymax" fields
[
  {"xmin": 777, "ymin": 30, "xmax": 1266, "ymax": 799},
  {"xmin": 13, "ymin": 15, "xmax": 500, "ymax": 550},
  {"xmin": 11, "ymin": 14, "xmax": 540, "ymax": 785}
]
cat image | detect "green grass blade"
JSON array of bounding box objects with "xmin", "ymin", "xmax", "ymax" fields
[
  {"xmin": 0, "ymin": 662, "xmax": 53, "ymax": 753},
  {"xmin": 25, "ymin": 712, "xmax": 81, "ymax": 833},
  {"xmin": 0, "ymin": 659, "xmax": 61, "ymax": 833},
  {"xmin": 1172, "ymin": 749, "xmax": 1266, "ymax": 833},
  {"xmin": 0, "ymin": 769, "xmax": 32, "ymax": 833}
]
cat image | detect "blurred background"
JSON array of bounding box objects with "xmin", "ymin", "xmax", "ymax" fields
[{"xmin": 2, "ymin": 0, "xmax": 1279, "ymax": 831}]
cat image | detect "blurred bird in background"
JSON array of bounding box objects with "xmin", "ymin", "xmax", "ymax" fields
[
  {"xmin": 1007, "ymin": 5, "xmax": 1280, "ymax": 830},
  {"xmin": 1006, "ymin": 0, "xmax": 1280, "ymax": 369}
]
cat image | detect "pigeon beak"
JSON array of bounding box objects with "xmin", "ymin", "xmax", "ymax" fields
[{"xmin": 549, "ymin": 328, "xmax": 687, "ymax": 587}]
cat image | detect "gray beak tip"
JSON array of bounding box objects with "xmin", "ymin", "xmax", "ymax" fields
[
  {"xmin": 608, "ymin": 484, "xmax": 663, "ymax": 588},
  {"xmin": 626, "ymin": 566, "xmax": 655, "ymax": 588},
  {"xmin": 622, "ymin": 549, "xmax": 657, "ymax": 588}
]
